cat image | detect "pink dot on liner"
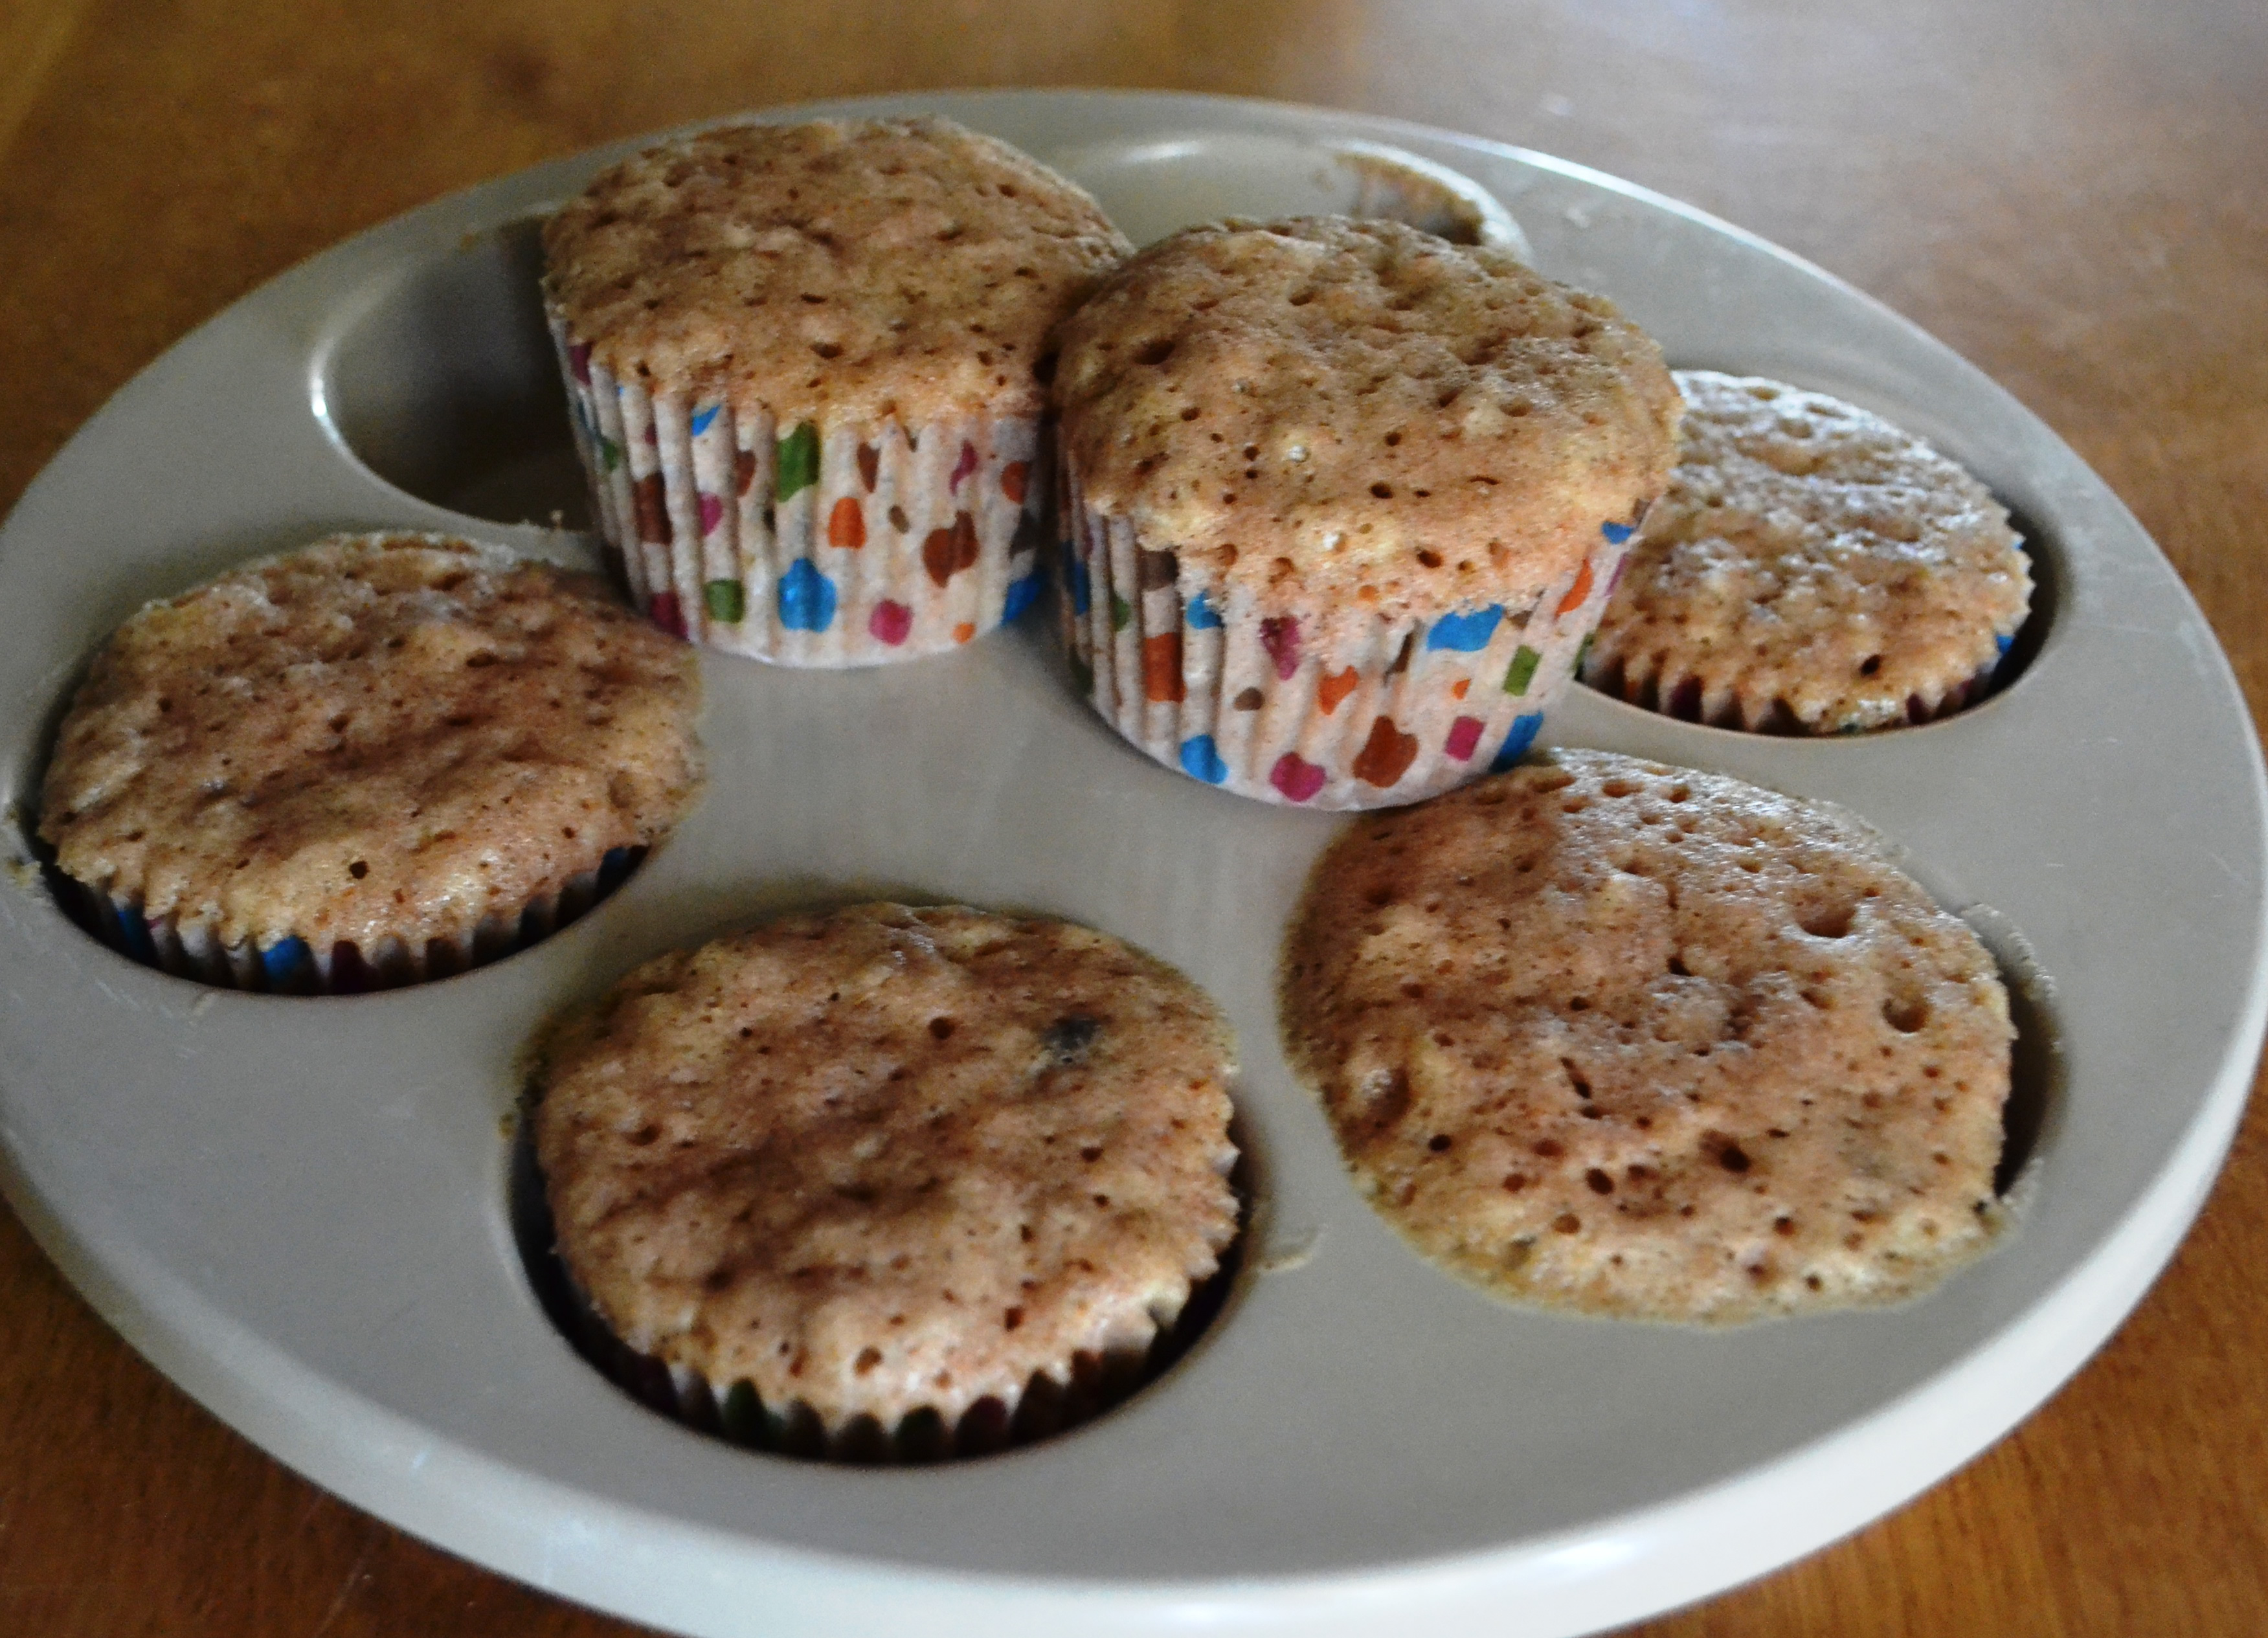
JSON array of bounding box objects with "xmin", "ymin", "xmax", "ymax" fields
[
  {"xmin": 647, "ymin": 591, "xmax": 686, "ymax": 638},
  {"xmin": 568, "ymin": 342, "xmax": 591, "ymax": 383},
  {"xmin": 1444, "ymin": 715, "xmax": 1485, "ymax": 761},
  {"xmin": 1260, "ymin": 616, "xmax": 1301, "ymax": 681},
  {"xmin": 698, "ymin": 493, "xmax": 724, "ymax": 535},
  {"xmin": 1270, "ymin": 753, "xmax": 1327, "ymax": 803},
  {"xmin": 870, "ymin": 600, "xmax": 914, "ymax": 645},
  {"xmin": 949, "ymin": 440, "xmax": 979, "ymax": 492}
]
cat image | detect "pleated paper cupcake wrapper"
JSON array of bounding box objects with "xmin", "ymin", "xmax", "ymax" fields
[
  {"xmin": 58, "ymin": 847, "xmax": 639, "ymax": 994},
  {"xmin": 554, "ymin": 1266, "xmax": 1195, "ymax": 1465},
  {"xmin": 1060, "ymin": 482, "xmax": 1635, "ymax": 809},
  {"xmin": 551, "ymin": 316, "xmax": 1049, "ymax": 666},
  {"xmin": 1583, "ymin": 625, "xmax": 2019, "ymax": 735}
]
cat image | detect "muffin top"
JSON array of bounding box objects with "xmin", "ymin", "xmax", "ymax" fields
[
  {"xmin": 1053, "ymin": 216, "xmax": 1681, "ymax": 626},
  {"xmin": 544, "ymin": 117, "xmax": 1130, "ymax": 427},
  {"xmin": 533, "ymin": 903, "xmax": 1239, "ymax": 1431},
  {"xmin": 39, "ymin": 532, "xmax": 702, "ymax": 954},
  {"xmin": 1281, "ymin": 750, "xmax": 2014, "ymax": 1323},
  {"xmin": 1585, "ymin": 371, "xmax": 2032, "ymax": 732}
]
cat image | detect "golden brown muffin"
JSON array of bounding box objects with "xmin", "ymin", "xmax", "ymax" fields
[
  {"xmin": 1584, "ymin": 371, "xmax": 2032, "ymax": 732},
  {"xmin": 39, "ymin": 532, "xmax": 702, "ymax": 989},
  {"xmin": 1281, "ymin": 750, "xmax": 2014, "ymax": 1322},
  {"xmin": 532, "ymin": 903, "xmax": 1240, "ymax": 1455},
  {"xmin": 545, "ymin": 118, "xmax": 1130, "ymax": 661},
  {"xmin": 1052, "ymin": 216, "xmax": 1680, "ymax": 807}
]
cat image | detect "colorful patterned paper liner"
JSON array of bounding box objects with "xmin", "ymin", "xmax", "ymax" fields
[
  {"xmin": 55, "ymin": 847, "xmax": 639, "ymax": 994},
  {"xmin": 1584, "ymin": 629, "xmax": 2019, "ymax": 734},
  {"xmin": 550, "ymin": 315, "xmax": 1049, "ymax": 665},
  {"xmin": 1059, "ymin": 476, "xmax": 1636, "ymax": 809}
]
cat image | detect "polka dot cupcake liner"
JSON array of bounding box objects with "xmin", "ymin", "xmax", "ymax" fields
[
  {"xmin": 56, "ymin": 847, "xmax": 640, "ymax": 994},
  {"xmin": 550, "ymin": 315, "xmax": 1048, "ymax": 665},
  {"xmin": 1059, "ymin": 474, "xmax": 1635, "ymax": 809}
]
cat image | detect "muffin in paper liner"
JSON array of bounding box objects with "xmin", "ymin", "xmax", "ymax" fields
[
  {"xmin": 1048, "ymin": 217, "xmax": 1681, "ymax": 808},
  {"xmin": 526, "ymin": 903, "xmax": 1242, "ymax": 1463},
  {"xmin": 1279, "ymin": 750, "xmax": 2016, "ymax": 1323},
  {"xmin": 1061, "ymin": 468, "xmax": 1637, "ymax": 808},
  {"xmin": 36, "ymin": 532, "xmax": 702, "ymax": 994},
  {"xmin": 1582, "ymin": 370, "xmax": 2032, "ymax": 734},
  {"xmin": 554, "ymin": 320, "xmax": 1051, "ymax": 665},
  {"xmin": 539, "ymin": 117, "xmax": 1129, "ymax": 665}
]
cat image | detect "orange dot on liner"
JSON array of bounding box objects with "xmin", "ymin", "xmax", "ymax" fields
[
  {"xmin": 1556, "ymin": 557, "xmax": 1596, "ymax": 618},
  {"xmin": 954, "ymin": 622, "xmax": 976, "ymax": 644},
  {"xmin": 1317, "ymin": 666, "xmax": 1360, "ymax": 715},
  {"xmin": 1451, "ymin": 677, "xmax": 1470, "ymax": 700}
]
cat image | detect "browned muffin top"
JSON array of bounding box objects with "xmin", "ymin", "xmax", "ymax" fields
[
  {"xmin": 1281, "ymin": 750, "xmax": 2014, "ymax": 1323},
  {"xmin": 544, "ymin": 117, "xmax": 1130, "ymax": 427},
  {"xmin": 1586, "ymin": 372, "xmax": 2031, "ymax": 732},
  {"xmin": 1053, "ymin": 216, "xmax": 1681, "ymax": 625},
  {"xmin": 39, "ymin": 532, "xmax": 702, "ymax": 954},
  {"xmin": 533, "ymin": 903, "xmax": 1239, "ymax": 1431}
]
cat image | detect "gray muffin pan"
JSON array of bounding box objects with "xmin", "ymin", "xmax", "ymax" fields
[{"xmin": 1, "ymin": 91, "xmax": 2263, "ymax": 1638}]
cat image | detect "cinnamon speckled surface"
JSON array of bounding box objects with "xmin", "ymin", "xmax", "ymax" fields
[
  {"xmin": 545, "ymin": 118, "xmax": 1129, "ymax": 428},
  {"xmin": 1586, "ymin": 372, "xmax": 2031, "ymax": 733},
  {"xmin": 1283, "ymin": 750, "xmax": 2012, "ymax": 1321},
  {"xmin": 533, "ymin": 903, "xmax": 1239, "ymax": 1430},
  {"xmin": 39, "ymin": 532, "xmax": 702, "ymax": 953},
  {"xmin": 1053, "ymin": 216, "xmax": 1679, "ymax": 627}
]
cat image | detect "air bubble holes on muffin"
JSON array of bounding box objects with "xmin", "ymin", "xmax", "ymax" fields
[
  {"xmin": 505, "ymin": 1106, "xmax": 1257, "ymax": 1464},
  {"xmin": 1578, "ymin": 458, "xmax": 2060, "ymax": 737}
]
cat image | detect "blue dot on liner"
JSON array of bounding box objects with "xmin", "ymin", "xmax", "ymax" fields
[
  {"xmin": 689, "ymin": 403, "xmax": 721, "ymax": 438},
  {"xmin": 1185, "ymin": 589, "xmax": 1223, "ymax": 630},
  {"xmin": 1426, "ymin": 605, "xmax": 1505, "ymax": 653},
  {"xmin": 1996, "ymin": 632, "xmax": 2015, "ymax": 656},
  {"xmin": 260, "ymin": 936, "xmax": 311, "ymax": 985},
  {"xmin": 118, "ymin": 904, "xmax": 157, "ymax": 965},
  {"xmin": 1062, "ymin": 545, "xmax": 1092, "ymax": 616},
  {"xmin": 777, "ymin": 559, "xmax": 838, "ymax": 632},
  {"xmin": 1489, "ymin": 712, "xmax": 1545, "ymax": 774},
  {"xmin": 1601, "ymin": 520, "xmax": 1635, "ymax": 544},
  {"xmin": 1003, "ymin": 572, "xmax": 1042, "ymax": 623},
  {"xmin": 1180, "ymin": 735, "xmax": 1229, "ymax": 784}
]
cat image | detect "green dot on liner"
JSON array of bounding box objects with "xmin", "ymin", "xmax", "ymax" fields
[
  {"xmin": 775, "ymin": 423, "xmax": 820, "ymax": 501},
  {"xmin": 704, "ymin": 579, "xmax": 746, "ymax": 623},
  {"xmin": 1503, "ymin": 644, "xmax": 1542, "ymax": 696}
]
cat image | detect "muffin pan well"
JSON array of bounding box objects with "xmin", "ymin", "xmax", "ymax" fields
[{"xmin": 0, "ymin": 91, "xmax": 2261, "ymax": 1638}]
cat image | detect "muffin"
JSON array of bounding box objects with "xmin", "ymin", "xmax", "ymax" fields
[
  {"xmin": 1280, "ymin": 750, "xmax": 2015, "ymax": 1322},
  {"xmin": 1051, "ymin": 216, "xmax": 1681, "ymax": 808},
  {"xmin": 530, "ymin": 903, "xmax": 1241, "ymax": 1459},
  {"xmin": 544, "ymin": 117, "xmax": 1131, "ymax": 664},
  {"xmin": 38, "ymin": 532, "xmax": 702, "ymax": 992},
  {"xmin": 1583, "ymin": 370, "xmax": 2032, "ymax": 732}
]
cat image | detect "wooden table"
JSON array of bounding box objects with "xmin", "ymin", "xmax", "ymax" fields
[{"xmin": 3, "ymin": 1, "xmax": 2263, "ymax": 1632}]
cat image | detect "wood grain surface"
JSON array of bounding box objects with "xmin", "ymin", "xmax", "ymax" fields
[{"xmin": 3, "ymin": 1, "xmax": 2265, "ymax": 1633}]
